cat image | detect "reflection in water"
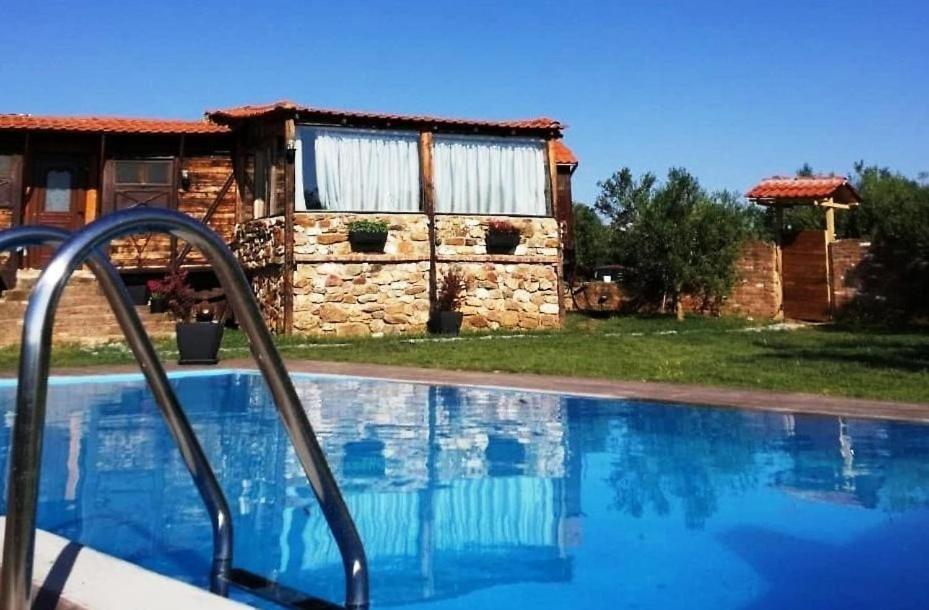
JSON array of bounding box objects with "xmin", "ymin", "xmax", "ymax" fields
[{"xmin": 2, "ymin": 374, "xmax": 929, "ymax": 609}]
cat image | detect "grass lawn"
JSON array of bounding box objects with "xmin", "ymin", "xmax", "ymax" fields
[{"xmin": 0, "ymin": 314, "xmax": 926, "ymax": 403}]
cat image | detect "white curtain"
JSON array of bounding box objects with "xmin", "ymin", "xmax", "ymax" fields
[
  {"xmin": 294, "ymin": 133, "xmax": 306, "ymax": 211},
  {"xmin": 298, "ymin": 127, "xmax": 420, "ymax": 212},
  {"xmin": 433, "ymin": 136, "xmax": 547, "ymax": 216}
]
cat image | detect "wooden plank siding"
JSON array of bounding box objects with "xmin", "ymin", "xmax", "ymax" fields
[
  {"xmin": 782, "ymin": 229, "xmax": 831, "ymax": 321},
  {"xmin": 108, "ymin": 155, "xmax": 238, "ymax": 269}
]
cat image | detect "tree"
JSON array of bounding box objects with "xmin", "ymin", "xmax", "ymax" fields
[
  {"xmin": 571, "ymin": 204, "xmax": 610, "ymax": 278},
  {"xmin": 840, "ymin": 162, "xmax": 929, "ymax": 321},
  {"xmin": 596, "ymin": 167, "xmax": 753, "ymax": 319}
]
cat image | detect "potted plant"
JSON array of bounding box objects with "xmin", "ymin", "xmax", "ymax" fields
[
  {"xmin": 347, "ymin": 219, "xmax": 389, "ymax": 253},
  {"xmin": 485, "ymin": 219, "xmax": 522, "ymax": 254},
  {"xmin": 146, "ymin": 278, "xmax": 168, "ymax": 313},
  {"xmin": 160, "ymin": 268, "xmax": 224, "ymax": 365},
  {"xmin": 429, "ymin": 267, "xmax": 466, "ymax": 335}
]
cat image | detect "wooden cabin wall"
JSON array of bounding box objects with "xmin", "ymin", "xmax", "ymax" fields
[
  {"xmin": 106, "ymin": 135, "xmax": 237, "ymax": 270},
  {"xmin": 175, "ymin": 155, "xmax": 238, "ymax": 266},
  {"xmin": 0, "ymin": 135, "xmax": 23, "ymax": 234},
  {"xmin": 233, "ymin": 119, "xmax": 286, "ymax": 223}
]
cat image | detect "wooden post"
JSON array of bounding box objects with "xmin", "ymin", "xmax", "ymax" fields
[
  {"xmin": 16, "ymin": 132, "xmax": 29, "ymax": 229},
  {"xmin": 824, "ymin": 206, "xmax": 836, "ymax": 243},
  {"xmin": 283, "ymin": 119, "xmax": 296, "ymax": 335},
  {"xmin": 170, "ymin": 134, "xmax": 183, "ymax": 266},
  {"xmin": 420, "ymin": 131, "xmax": 437, "ymax": 316},
  {"xmin": 545, "ymin": 139, "xmax": 566, "ymax": 325},
  {"xmin": 774, "ymin": 205, "xmax": 785, "ymax": 320}
]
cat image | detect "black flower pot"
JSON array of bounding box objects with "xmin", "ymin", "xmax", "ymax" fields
[
  {"xmin": 126, "ymin": 284, "xmax": 149, "ymax": 306},
  {"xmin": 429, "ymin": 311, "xmax": 463, "ymax": 336},
  {"xmin": 176, "ymin": 322, "xmax": 224, "ymax": 365},
  {"xmin": 149, "ymin": 296, "xmax": 167, "ymax": 314},
  {"xmin": 348, "ymin": 230, "xmax": 388, "ymax": 253},
  {"xmin": 486, "ymin": 231, "xmax": 521, "ymax": 254}
]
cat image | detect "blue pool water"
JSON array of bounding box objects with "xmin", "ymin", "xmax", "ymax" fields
[{"xmin": 1, "ymin": 371, "xmax": 929, "ymax": 609}]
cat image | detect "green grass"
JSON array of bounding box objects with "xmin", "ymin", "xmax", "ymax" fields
[{"xmin": 1, "ymin": 314, "xmax": 927, "ymax": 403}]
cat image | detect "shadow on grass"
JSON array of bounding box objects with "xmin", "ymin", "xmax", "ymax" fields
[{"xmin": 751, "ymin": 333, "xmax": 929, "ymax": 374}]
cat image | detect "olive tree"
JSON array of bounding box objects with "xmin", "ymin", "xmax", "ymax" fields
[{"xmin": 595, "ymin": 167, "xmax": 753, "ymax": 319}]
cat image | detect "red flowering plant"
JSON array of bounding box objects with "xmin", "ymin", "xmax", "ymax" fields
[
  {"xmin": 436, "ymin": 267, "xmax": 467, "ymax": 312},
  {"xmin": 149, "ymin": 268, "xmax": 197, "ymax": 321},
  {"xmin": 146, "ymin": 278, "xmax": 164, "ymax": 299},
  {"xmin": 486, "ymin": 219, "xmax": 521, "ymax": 236}
]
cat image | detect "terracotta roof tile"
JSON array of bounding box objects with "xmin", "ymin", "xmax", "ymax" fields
[
  {"xmin": 553, "ymin": 141, "xmax": 578, "ymax": 165},
  {"xmin": 0, "ymin": 114, "xmax": 229, "ymax": 135},
  {"xmin": 206, "ymin": 100, "xmax": 564, "ymax": 133},
  {"xmin": 746, "ymin": 175, "xmax": 860, "ymax": 202}
]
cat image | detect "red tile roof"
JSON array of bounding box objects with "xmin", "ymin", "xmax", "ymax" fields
[
  {"xmin": 207, "ymin": 100, "xmax": 564, "ymax": 134},
  {"xmin": 746, "ymin": 175, "xmax": 860, "ymax": 203},
  {"xmin": 0, "ymin": 114, "xmax": 228, "ymax": 135},
  {"xmin": 553, "ymin": 141, "xmax": 578, "ymax": 165}
]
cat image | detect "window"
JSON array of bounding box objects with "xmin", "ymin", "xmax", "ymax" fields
[
  {"xmin": 114, "ymin": 159, "xmax": 172, "ymax": 185},
  {"xmin": 44, "ymin": 169, "xmax": 73, "ymax": 212},
  {"xmin": 110, "ymin": 158, "xmax": 174, "ymax": 211},
  {"xmin": 296, "ymin": 127, "xmax": 420, "ymax": 212},
  {"xmin": 433, "ymin": 136, "xmax": 547, "ymax": 216}
]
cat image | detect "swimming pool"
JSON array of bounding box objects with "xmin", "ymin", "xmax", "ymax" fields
[{"xmin": 1, "ymin": 370, "xmax": 928, "ymax": 609}]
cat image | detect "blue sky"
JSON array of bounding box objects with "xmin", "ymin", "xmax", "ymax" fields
[{"xmin": 1, "ymin": 0, "xmax": 926, "ymax": 203}]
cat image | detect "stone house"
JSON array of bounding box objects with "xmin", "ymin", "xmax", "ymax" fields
[{"xmin": 0, "ymin": 101, "xmax": 578, "ymax": 339}]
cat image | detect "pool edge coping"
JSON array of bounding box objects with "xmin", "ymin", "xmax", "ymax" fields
[{"xmin": 1, "ymin": 358, "xmax": 926, "ymax": 423}]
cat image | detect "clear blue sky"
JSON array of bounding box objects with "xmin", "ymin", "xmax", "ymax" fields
[{"xmin": 2, "ymin": 0, "xmax": 926, "ymax": 203}]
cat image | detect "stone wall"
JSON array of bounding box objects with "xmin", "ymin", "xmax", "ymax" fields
[
  {"xmin": 294, "ymin": 213, "xmax": 430, "ymax": 261},
  {"xmin": 435, "ymin": 216, "xmax": 562, "ymax": 331},
  {"xmin": 233, "ymin": 216, "xmax": 286, "ymax": 332},
  {"xmin": 435, "ymin": 216, "xmax": 560, "ymax": 259},
  {"xmin": 829, "ymin": 239, "xmax": 870, "ymax": 311},
  {"xmin": 293, "ymin": 262, "xmax": 430, "ymax": 336},
  {"xmin": 234, "ymin": 212, "xmax": 565, "ymax": 336},
  {"xmin": 439, "ymin": 262, "xmax": 561, "ymax": 331},
  {"xmin": 719, "ymin": 241, "xmax": 782, "ymax": 319}
]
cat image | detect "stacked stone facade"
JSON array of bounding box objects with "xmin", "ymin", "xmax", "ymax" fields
[
  {"xmin": 234, "ymin": 212, "xmax": 564, "ymax": 336},
  {"xmin": 435, "ymin": 216, "xmax": 560, "ymax": 258},
  {"xmin": 440, "ymin": 262, "xmax": 561, "ymax": 330},
  {"xmin": 233, "ymin": 216, "xmax": 286, "ymax": 332},
  {"xmin": 294, "ymin": 213, "xmax": 430, "ymax": 261}
]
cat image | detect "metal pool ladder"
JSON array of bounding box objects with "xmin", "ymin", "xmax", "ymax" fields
[{"xmin": 0, "ymin": 209, "xmax": 369, "ymax": 610}]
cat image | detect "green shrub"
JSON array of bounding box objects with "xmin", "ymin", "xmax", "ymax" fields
[{"xmin": 348, "ymin": 219, "xmax": 389, "ymax": 234}]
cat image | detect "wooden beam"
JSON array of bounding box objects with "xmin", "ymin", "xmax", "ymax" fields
[
  {"xmin": 283, "ymin": 119, "xmax": 296, "ymax": 335},
  {"xmin": 420, "ymin": 131, "xmax": 437, "ymax": 316}
]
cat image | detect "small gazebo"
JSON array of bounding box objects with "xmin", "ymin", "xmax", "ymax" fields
[
  {"xmin": 746, "ymin": 175, "xmax": 863, "ymax": 321},
  {"xmin": 746, "ymin": 175, "xmax": 861, "ymax": 242}
]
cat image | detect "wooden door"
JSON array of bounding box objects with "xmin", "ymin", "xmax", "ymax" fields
[
  {"xmin": 782, "ymin": 229, "xmax": 831, "ymax": 321},
  {"xmin": 28, "ymin": 156, "xmax": 88, "ymax": 268}
]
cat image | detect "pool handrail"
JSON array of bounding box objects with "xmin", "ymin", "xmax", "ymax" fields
[
  {"xmin": 0, "ymin": 209, "xmax": 369, "ymax": 610},
  {"xmin": 0, "ymin": 225, "xmax": 233, "ymax": 601}
]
